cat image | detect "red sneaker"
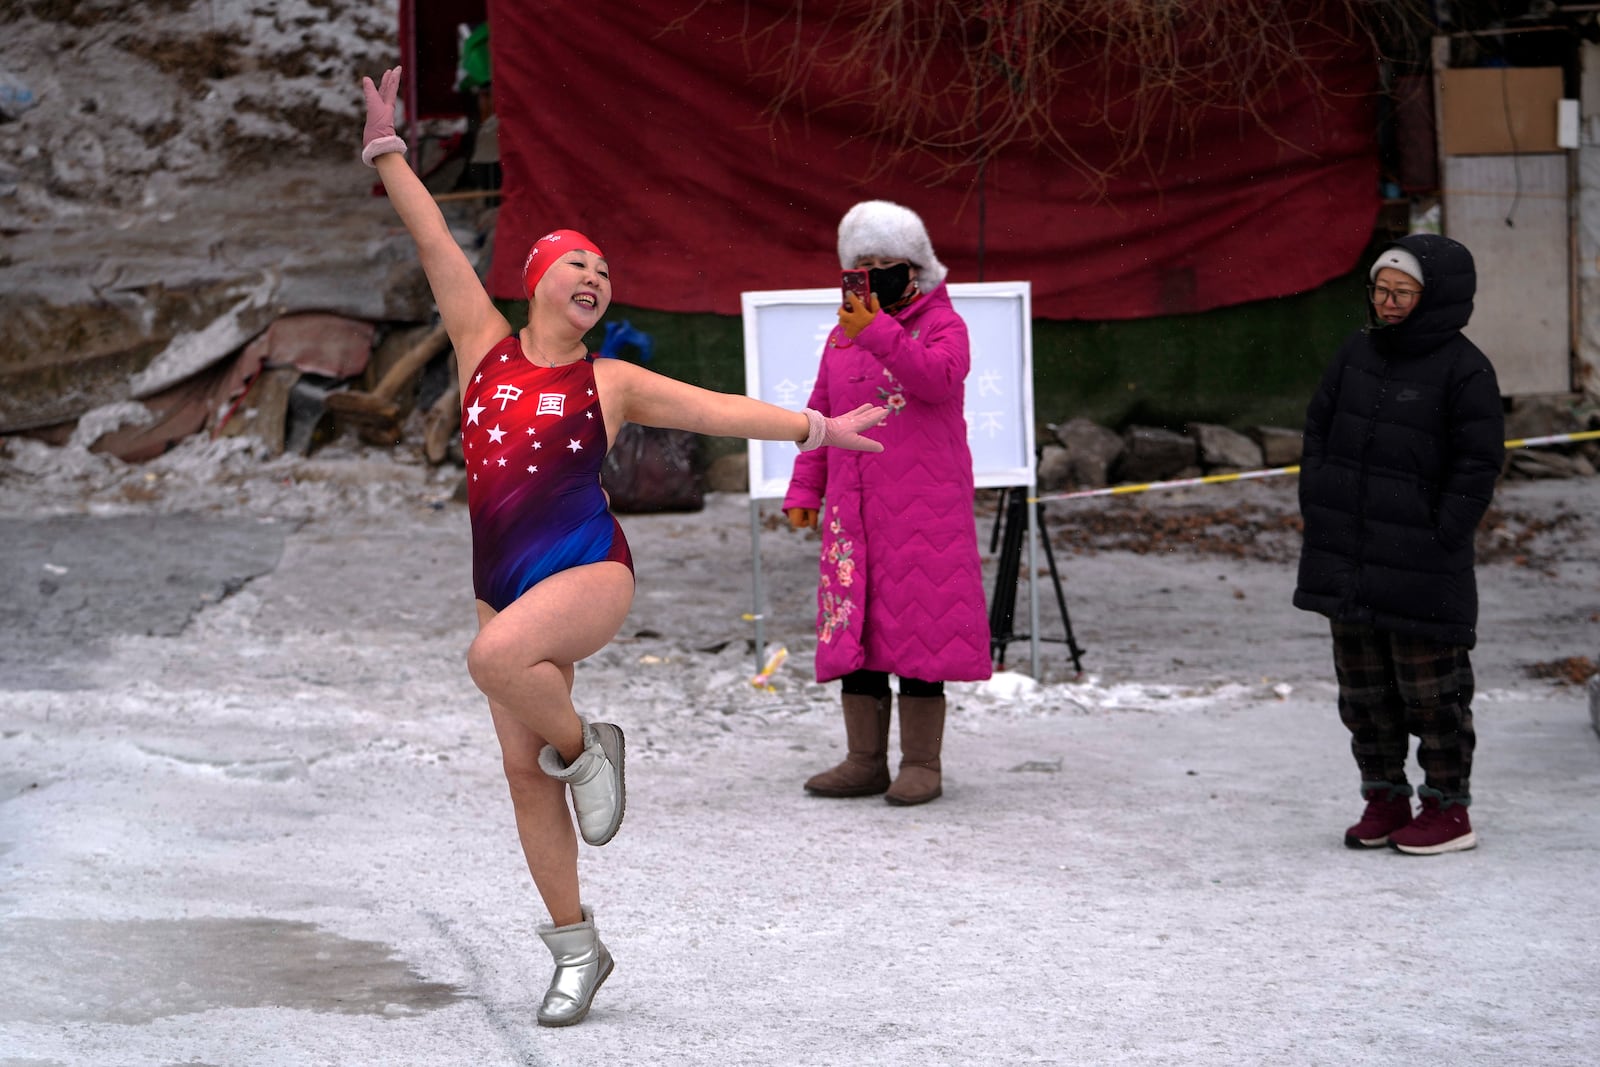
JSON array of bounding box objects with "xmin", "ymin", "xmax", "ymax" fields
[
  {"xmin": 1389, "ymin": 795, "xmax": 1476, "ymax": 855},
  {"xmin": 1344, "ymin": 787, "xmax": 1414, "ymax": 849}
]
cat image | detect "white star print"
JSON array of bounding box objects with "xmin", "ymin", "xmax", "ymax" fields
[
  {"xmin": 567, "ymin": 439, "xmax": 583, "ymax": 453},
  {"xmin": 586, "ymin": 388, "xmax": 594, "ymax": 397},
  {"xmin": 475, "ymin": 371, "xmax": 483, "ymax": 384},
  {"xmin": 500, "ymin": 353, "xmax": 510, "ymax": 362},
  {"xmin": 466, "ymin": 400, "xmax": 485, "ymax": 426},
  {"xmin": 487, "ymin": 425, "xmax": 507, "ymax": 444},
  {"xmin": 585, "ymin": 411, "xmax": 593, "ymax": 420},
  {"xmin": 532, "ymin": 441, "xmax": 542, "ymax": 450},
  {"xmin": 526, "ymin": 465, "xmax": 538, "ymax": 474},
  {"xmin": 496, "ymin": 457, "xmax": 506, "ymax": 466},
  {"xmin": 525, "ymin": 426, "xmax": 536, "ymax": 435}
]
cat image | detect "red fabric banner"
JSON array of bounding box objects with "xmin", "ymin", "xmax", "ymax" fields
[{"xmin": 485, "ymin": 1, "xmax": 1379, "ymax": 320}]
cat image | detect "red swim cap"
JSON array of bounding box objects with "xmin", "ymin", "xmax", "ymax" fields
[{"xmin": 522, "ymin": 229, "xmax": 605, "ymax": 300}]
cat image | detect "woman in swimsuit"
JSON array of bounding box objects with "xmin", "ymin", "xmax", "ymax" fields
[{"xmin": 361, "ymin": 68, "xmax": 887, "ymax": 1027}]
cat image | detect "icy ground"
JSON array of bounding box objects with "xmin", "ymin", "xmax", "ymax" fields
[{"xmin": 1, "ymin": 434, "xmax": 1598, "ymax": 1066}]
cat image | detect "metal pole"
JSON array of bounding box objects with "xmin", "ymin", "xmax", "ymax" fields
[
  {"xmin": 1027, "ymin": 484, "xmax": 1041, "ymax": 678},
  {"xmin": 404, "ymin": 0, "xmax": 419, "ymax": 174},
  {"xmin": 750, "ymin": 497, "xmax": 766, "ymax": 674}
]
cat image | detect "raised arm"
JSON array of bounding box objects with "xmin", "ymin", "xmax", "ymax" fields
[
  {"xmin": 362, "ymin": 68, "xmax": 507, "ymax": 381},
  {"xmin": 854, "ymin": 301, "xmax": 970, "ymax": 403},
  {"xmin": 594, "ymin": 359, "xmax": 885, "ymax": 452}
]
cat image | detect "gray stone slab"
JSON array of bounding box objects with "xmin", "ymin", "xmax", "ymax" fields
[{"xmin": 0, "ymin": 513, "xmax": 290, "ymax": 690}]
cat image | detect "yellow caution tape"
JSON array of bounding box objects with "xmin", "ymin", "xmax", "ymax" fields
[
  {"xmin": 1035, "ymin": 465, "xmax": 1298, "ymax": 503},
  {"xmin": 1034, "ymin": 429, "xmax": 1600, "ymax": 504},
  {"xmin": 1503, "ymin": 429, "xmax": 1600, "ymax": 449}
]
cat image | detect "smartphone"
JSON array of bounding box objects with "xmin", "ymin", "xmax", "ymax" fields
[{"xmin": 841, "ymin": 269, "xmax": 870, "ymax": 308}]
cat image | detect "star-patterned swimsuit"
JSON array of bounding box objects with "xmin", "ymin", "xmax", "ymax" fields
[{"xmin": 461, "ymin": 336, "xmax": 633, "ymax": 612}]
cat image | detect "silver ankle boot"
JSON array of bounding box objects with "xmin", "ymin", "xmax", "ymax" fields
[
  {"xmin": 536, "ymin": 906, "xmax": 614, "ymax": 1027},
  {"xmin": 538, "ymin": 718, "xmax": 626, "ymax": 846}
]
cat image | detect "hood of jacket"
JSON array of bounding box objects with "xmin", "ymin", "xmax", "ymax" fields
[{"xmin": 1368, "ymin": 233, "xmax": 1476, "ymax": 357}]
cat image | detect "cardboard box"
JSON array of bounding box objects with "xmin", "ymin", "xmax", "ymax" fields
[{"xmin": 1439, "ymin": 67, "xmax": 1563, "ymax": 155}]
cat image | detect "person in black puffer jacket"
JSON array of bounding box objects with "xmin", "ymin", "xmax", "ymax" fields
[{"xmin": 1294, "ymin": 233, "xmax": 1503, "ymax": 856}]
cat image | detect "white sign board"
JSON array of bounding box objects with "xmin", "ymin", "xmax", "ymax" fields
[{"xmin": 740, "ymin": 281, "xmax": 1036, "ymax": 499}]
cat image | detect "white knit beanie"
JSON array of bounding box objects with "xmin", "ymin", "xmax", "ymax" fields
[
  {"xmin": 836, "ymin": 200, "xmax": 948, "ymax": 289},
  {"xmin": 1369, "ymin": 247, "xmax": 1424, "ymax": 287}
]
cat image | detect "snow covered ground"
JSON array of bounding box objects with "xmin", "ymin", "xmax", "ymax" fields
[
  {"xmin": 4, "ymin": 2, "xmax": 1598, "ymax": 1059},
  {"xmin": 1, "ymin": 435, "xmax": 1598, "ymax": 1066}
]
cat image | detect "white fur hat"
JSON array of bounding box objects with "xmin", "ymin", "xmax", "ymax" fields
[
  {"xmin": 836, "ymin": 200, "xmax": 948, "ymax": 289},
  {"xmin": 1369, "ymin": 247, "xmax": 1424, "ymax": 286}
]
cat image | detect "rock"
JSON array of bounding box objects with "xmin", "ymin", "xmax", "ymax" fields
[
  {"xmin": 0, "ymin": 171, "xmax": 430, "ymax": 434},
  {"xmin": 1506, "ymin": 450, "xmax": 1588, "ymax": 479},
  {"xmin": 1037, "ymin": 444, "xmax": 1072, "ymax": 492},
  {"xmin": 1115, "ymin": 426, "xmax": 1197, "ymax": 483},
  {"xmin": 1252, "ymin": 426, "xmax": 1304, "ymax": 467},
  {"xmin": 130, "ymin": 278, "xmax": 280, "ymax": 399},
  {"xmin": 1053, "ymin": 417, "xmax": 1124, "ymax": 488},
  {"xmin": 705, "ymin": 451, "xmax": 748, "ymax": 494},
  {"xmin": 1188, "ymin": 423, "xmax": 1263, "ymax": 470},
  {"xmin": 1504, "ymin": 395, "xmax": 1582, "ymax": 440}
]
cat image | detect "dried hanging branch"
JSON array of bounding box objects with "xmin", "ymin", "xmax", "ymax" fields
[{"xmin": 716, "ymin": 0, "xmax": 1435, "ymax": 190}]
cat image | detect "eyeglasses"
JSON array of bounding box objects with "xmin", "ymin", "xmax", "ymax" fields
[{"xmin": 1369, "ymin": 284, "xmax": 1421, "ymax": 307}]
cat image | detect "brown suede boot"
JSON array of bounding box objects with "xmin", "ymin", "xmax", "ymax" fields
[
  {"xmin": 886, "ymin": 694, "xmax": 945, "ymax": 806},
  {"xmin": 804, "ymin": 693, "xmax": 891, "ymax": 797}
]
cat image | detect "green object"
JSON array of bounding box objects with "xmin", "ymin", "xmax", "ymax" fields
[
  {"xmin": 457, "ymin": 23, "xmax": 490, "ymax": 92},
  {"xmin": 495, "ymin": 263, "xmax": 1369, "ymax": 460},
  {"xmin": 1029, "ymin": 268, "xmax": 1368, "ymax": 432}
]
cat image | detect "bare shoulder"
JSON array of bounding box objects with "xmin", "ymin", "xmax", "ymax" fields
[
  {"xmin": 593, "ymin": 357, "xmax": 700, "ymax": 429},
  {"xmin": 592, "ymin": 355, "xmax": 654, "ymax": 397}
]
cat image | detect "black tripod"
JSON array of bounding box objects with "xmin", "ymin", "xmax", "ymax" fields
[{"xmin": 988, "ymin": 486, "xmax": 1086, "ymax": 675}]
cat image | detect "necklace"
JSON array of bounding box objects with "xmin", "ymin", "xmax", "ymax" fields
[{"xmin": 521, "ymin": 328, "xmax": 576, "ymax": 368}]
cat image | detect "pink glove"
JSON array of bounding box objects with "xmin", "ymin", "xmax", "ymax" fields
[
  {"xmin": 800, "ymin": 404, "xmax": 887, "ymax": 452},
  {"xmin": 361, "ymin": 67, "xmax": 408, "ymax": 166}
]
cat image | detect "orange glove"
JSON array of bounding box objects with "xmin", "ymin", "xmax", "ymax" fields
[
  {"xmin": 786, "ymin": 507, "xmax": 818, "ymax": 530},
  {"xmin": 838, "ymin": 290, "xmax": 879, "ymax": 339}
]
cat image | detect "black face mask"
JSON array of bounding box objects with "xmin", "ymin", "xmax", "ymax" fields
[{"xmin": 867, "ymin": 263, "xmax": 912, "ymax": 305}]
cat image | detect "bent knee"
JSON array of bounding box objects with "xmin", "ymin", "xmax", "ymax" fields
[
  {"xmin": 466, "ymin": 629, "xmax": 527, "ymax": 691},
  {"xmin": 466, "ymin": 631, "xmax": 568, "ymax": 700}
]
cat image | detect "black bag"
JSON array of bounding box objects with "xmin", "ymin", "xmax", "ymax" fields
[{"xmin": 601, "ymin": 423, "xmax": 705, "ymax": 513}]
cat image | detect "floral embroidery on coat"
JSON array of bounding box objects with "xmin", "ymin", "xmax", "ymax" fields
[
  {"xmin": 877, "ymin": 367, "xmax": 907, "ymax": 415},
  {"xmin": 817, "ymin": 507, "xmax": 857, "ymax": 644}
]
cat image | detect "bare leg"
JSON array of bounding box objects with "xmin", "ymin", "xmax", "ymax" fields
[
  {"xmin": 488, "ymin": 697, "xmax": 584, "ymax": 925},
  {"xmin": 469, "ymin": 562, "xmax": 634, "ymax": 759},
  {"xmin": 470, "ymin": 562, "xmax": 633, "ymax": 925}
]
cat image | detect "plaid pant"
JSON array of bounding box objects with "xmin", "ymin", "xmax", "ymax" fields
[{"xmin": 1330, "ymin": 621, "xmax": 1476, "ymax": 803}]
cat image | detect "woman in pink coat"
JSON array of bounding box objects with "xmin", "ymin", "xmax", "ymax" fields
[{"xmin": 784, "ymin": 200, "xmax": 993, "ymax": 806}]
